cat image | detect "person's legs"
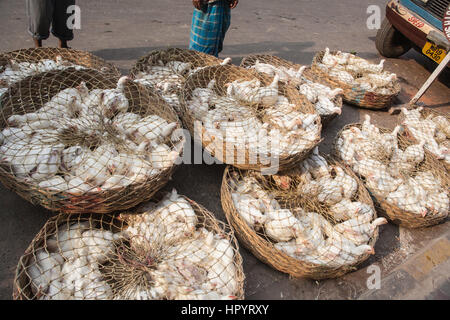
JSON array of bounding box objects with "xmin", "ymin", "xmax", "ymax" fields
[
  {"xmin": 189, "ymin": 1, "xmax": 230, "ymax": 57},
  {"xmin": 51, "ymin": 0, "xmax": 75, "ymax": 48},
  {"xmin": 217, "ymin": 4, "xmax": 231, "ymax": 55},
  {"xmin": 26, "ymin": 0, "xmax": 54, "ymax": 47}
]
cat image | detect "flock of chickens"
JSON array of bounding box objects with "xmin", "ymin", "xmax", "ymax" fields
[
  {"xmin": 133, "ymin": 58, "xmax": 232, "ymax": 114},
  {"xmin": 335, "ymin": 115, "xmax": 449, "ymax": 217},
  {"xmin": 187, "ymin": 75, "xmax": 321, "ymax": 157},
  {"xmin": 246, "ymin": 60, "xmax": 344, "ymax": 117},
  {"xmin": 316, "ymin": 48, "xmax": 398, "ymax": 95},
  {"xmin": 230, "ymin": 148, "xmax": 386, "ymax": 268},
  {"xmin": 27, "ymin": 190, "xmax": 239, "ymax": 300},
  {"xmin": 0, "ymin": 56, "xmax": 86, "ymax": 100},
  {"xmin": 2, "ymin": 48, "xmax": 447, "ymax": 300},
  {"xmin": 0, "ymin": 75, "xmax": 182, "ymax": 195},
  {"xmin": 401, "ymin": 107, "xmax": 450, "ymax": 166}
]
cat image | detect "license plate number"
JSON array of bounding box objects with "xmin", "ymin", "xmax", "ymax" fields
[{"xmin": 422, "ymin": 42, "xmax": 447, "ymax": 64}]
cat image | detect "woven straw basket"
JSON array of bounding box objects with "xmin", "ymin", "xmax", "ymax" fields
[
  {"xmin": 399, "ymin": 107, "xmax": 450, "ymax": 172},
  {"xmin": 130, "ymin": 47, "xmax": 224, "ymax": 79},
  {"xmin": 0, "ymin": 47, "xmax": 120, "ymax": 77},
  {"xmin": 13, "ymin": 192, "xmax": 245, "ymax": 300},
  {"xmin": 179, "ymin": 64, "xmax": 322, "ymax": 173},
  {"xmin": 311, "ymin": 50, "xmax": 401, "ymax": 110},
  {"xmin": 240, "ymin": 54, "xmax": 343, "ymax": 127},
  {"xmin": 334, "ymin": 123, "xmax": 449, "ymax": 228},
  {"xmin": 221, "ymin": 161, "xmax": 379, "ymax": 280},
  {"xmin": 0, "ymin": 68, "xmax": 182, "ymax": 214},
  {"xmin": 129, "ymin": 48, "xmax": 226, "ymax": 114}
]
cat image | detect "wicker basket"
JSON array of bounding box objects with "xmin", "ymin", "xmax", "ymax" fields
[
  {"xmin": 130, "ymin": 47, "xmax": 224, "ymax": 79},
  {"xmin": 311, "ymin": 50, "xmax": 401, "ymax": 110},
  {"xmin": 179, "ymin": 64, "xmax": 322, "ymax": 173},
  {"xmin": 13, "ymin": 192, "xmax": 245, "ymax": 300},
  {"xmin": 129, "ymin": 48, "xmax": 226, "ymax": 115},
  {"xmin": 333, "ymin": 123, "xmax": 449, "ymax": 228},
  {"xmin": 240, "ymin": 54, "xmax": 343, "ymax": 128},
  {"xmin": 0, "ymin": 47, "xmax": 120, "ymax": 77},
  {"xmin": 221, "ymin": 161, "xmax": 379, "ymax": 280},
  {"xmin": 0, "ymin": 68, "xmax": 182, "ymax": 214},
  {"xmin": 399, "ymin": 107, "xmax": 450, "ymax": 172}
]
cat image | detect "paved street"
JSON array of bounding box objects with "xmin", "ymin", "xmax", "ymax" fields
[{"xmin": 0, "ymin": 0, "xmax": 449, "ymax": 300}]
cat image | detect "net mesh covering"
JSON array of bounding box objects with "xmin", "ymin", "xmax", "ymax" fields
[
  {"xmin": 333, "ymin": 118, "xmax": 449, "ymax": 228},
  {"xmin": 221, "ymin": 149, "xmax": 381, "ymax": 279},
  {"xmin": 240, "ymin": 54, "xmax": 344, "ymax": 127},
  {"xmin": 0, "ymin": 48, "xmax": 120, "ymax": 100},
  {"xmin": 311, "ymin": 49, "xmax": 401, "ymax": 109},
  {"xmin": 0, "ymin": 68, "xmax": 183, "ymax": 214},
  {"xmin": 130, "ymin": 48, "xmax": 228, "ymax": 115},
  {"xmin": 399, "ymin": 107, "xmax": 450, "ymax": 171},
  {"xmin": 179, "ymin": 64, "xmax": 322, "ymax": 172},
  {"xmin": 13, "ymin": 190, "xmax": 245, "ymax": 300}
]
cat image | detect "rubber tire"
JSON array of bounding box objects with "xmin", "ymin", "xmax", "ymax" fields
[{"xmin": 376, "ymin": 18, "xmax": 412, "ymax": 58}]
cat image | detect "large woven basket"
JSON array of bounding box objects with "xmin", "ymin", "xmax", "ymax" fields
[
  {"xmin": 399, "ymin": 107, "xmax": 450, "ymax": 172},
  {"xmin": 129, "ymin": 48, "xmax": 226, "ymax": 116},
  {"xmin": 311, "ymin": 50, "xmax": 401, "ymax": 110},
  {"xmin": 221, "ymin": 162, "xmax": 379, "ymax": 280},
  {"xmin": 130, "ymin": 47, "xmax": 224, "ymax": 79},
  {"xmin": 240, "ymin": 54, "xmax": 343, "ymax": 128},
  {"xmin": 333, "ymin": 123, "xmax": 449, "ymax": 228},
  {"xmin": 179, "ymin": 64, "xmax": 322, "ymax": 173},
  {"xmin": 0, "ymin": 68, "xmax": 182, "ymax": 214},
  {"xmin": 13, "ymin": 192, "xmax": 245, "ymax": 300},
  {"xmin": 0, "ymin": 47, "xmax": 120, "ymax": 77}
]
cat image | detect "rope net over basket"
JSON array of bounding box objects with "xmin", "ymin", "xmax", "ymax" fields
[
  {"xmin": 0, "ymin": 68, "xmax": 184, "ymax": 214},
  {"xmin": 333, "ymin": 117, "xmax": 449, "ymax": 228},
  {"xmin": 221, "ymin": 148, "xmax": 382, "ymax": 279},
  {"xmin": 399, "ymin": 107, "xmax": 450, "ymax": 171},
  {"xmin": 14, "ymin": 190, "xmax": 245, "ymax": 300},
  {"xmin": 0, "ymin": 48, "xmax": 120, "ymax": 101},
  {"xmin": 240, "ymin": 54, "xmax": 344, "ymax": 127},
  {"xmin": 180, "ymin": 64, "xmax": 322, "ymax": 173},
  {"xmin": 311, "ymin": 49, "xmax": 401, "ymax": 109},
  {"xmin": 130, "ymin": 48, "xmax": 229, "ymax": 114}
]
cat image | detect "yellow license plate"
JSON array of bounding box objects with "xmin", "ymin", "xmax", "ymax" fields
[{"xmin": 422, "ymin": 42, "xmax": 447, "ymax": 64}]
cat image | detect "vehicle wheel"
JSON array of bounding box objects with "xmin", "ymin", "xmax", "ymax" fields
[{"xmin": 376, "ymin": 18, "xmax": 412, "ymax": 58}]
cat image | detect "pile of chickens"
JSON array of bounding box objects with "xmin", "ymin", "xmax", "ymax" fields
[
  {"xmin": 316, "ymin": 48, "xmax": 398, "ymax": 95},
  {"xmin": 134, "ymin": 58, "xmax": 231, "ymax": 113},
  {"xmin": 401, "ymin": 108, "xmax": 449, "ymax": 166},
  {"xmin": 122, "ymin": 190, "xmax": 240, "ymax": 300},
  {"xmin": 186, "ymin": 75, "xmax": 321, "ymax": 158},
  {"xmin": 24, "ymin": 190, "xmax": 241, "ymax": 300},
  {"xmin": 229, "ymin": 151, "xmax": 385, "ymax": 268},
  {"xmin": 0, "ymin": 76, "xmax": 182, "ymax": 195},
  {"xmin": 26, "ymin": 220, "xmax": 121, "ymax": 300},
  {"xmin": 247, "ymin": 60, "xmax": 343, "ymax": 118},
  {"xmin": 0, "ymin": 56, "xmax": 86, "ymax": 99},
  {"xmin": 335, "ymin": 115, "xmax": 449, "ymax": 217}
]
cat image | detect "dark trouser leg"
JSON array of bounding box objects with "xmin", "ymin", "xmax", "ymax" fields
[
  {"xmin": 51, "ymin": 0, "xmax": 75, "ymax": 46},
  {"xmin": 26, "ymin": 0, "xmax": 53, "ymax": 44},
  {"xmin": 34, "ymin": 39, "xmax": 43, "ymax": 48}
]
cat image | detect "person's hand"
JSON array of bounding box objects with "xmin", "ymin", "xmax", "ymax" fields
[
  {"xmin": 229, "ymin": 0, "xmax": 239, "ymax": 9},
  {"xmin": 192, "ymin": 0, "xmax": 203, "ymax": 10}
]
